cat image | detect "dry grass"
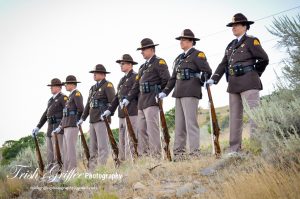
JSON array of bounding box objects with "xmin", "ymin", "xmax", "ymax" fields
[{"xmin": 0, "ymin": 178, "xmax": 30, "ymax": 199}]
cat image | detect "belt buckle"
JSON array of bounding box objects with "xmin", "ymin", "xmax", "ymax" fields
[{"xmin": 229, "ymin": 68, "xmax": 234, "ymax": 76}]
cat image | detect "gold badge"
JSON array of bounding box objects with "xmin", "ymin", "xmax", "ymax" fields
[
  {"xmin": 136, "ymin": 75, "xmax": 140, "ymax": 80},
  {"xmin": 198, "ymin": 52, "xmax": 206, "ymax": 59},
  {"xmin": 159, "ymin": 59, "xmax": 166, "ymax": 65},
  {"xmin": 64, "ymin": 96, "xmax": 68, "ymax": 101},
  {"xmin": 107, "ymin": 82, "xmax": 113, "ymax": 88},
  {"xmin": 241, "ymin": 43, "xmax": 245, "ymax": 48},
  {"xmin": 99, "ymin": 88, "xmax": 102, "ymax": 91},
  {"xmin": 253, "ymin": 39, "xmax": 260, "ymax": 46},
  {"xmin": 75, "ymin": 92, "xmax": 81, "ymax": 97}
]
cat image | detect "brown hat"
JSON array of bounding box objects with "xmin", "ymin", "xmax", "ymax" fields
[
  {"xmin": 226, "ymin": 13, "xmax": 254, "ymax": 27},
  {"xmin": 89, "ymin": 64, "xmax": 110, "ymax": 74},
  {"xmin": 63, "ymin": 75, "xmax": 81, "ymax": 84},
  {"xmin": 47, "ymin": 78, "xmax": 63, "ymax": 86},
  {"xmin": 137, "ymin": 38, "xmax": 159, "ymax": 50},
  {"xmin": 176, "ymin": 29, "xmax": 200, "ymax": 41},
  {"xmin": 116, "ymin": 54, "xmax": 138, "ymax": 65}
]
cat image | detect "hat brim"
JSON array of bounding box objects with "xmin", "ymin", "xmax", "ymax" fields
[
  {"xmin": 63, "ymin": 81, "xmax": 81, "ymax": 84},
  {"xmin": 226, "ymin": 20, "xmax": 254, "ymax": 27},
  {"xmin": 89, "ymin": 71, "xmax": 110, "ymax": 74},
  {"xmin": 47, "ymin": 84, "xmax": 63, "ymax": 87},
  {"xmin": 175, "ymin": 36, "xmax": 200, "ymax": 41},
  {"xmin": 137, "ymin": 44, "xmax": 159, "ymax": 50},
  {"xmin": 116, "ymin": 60, "xmax": 138, "ymax": 65}
]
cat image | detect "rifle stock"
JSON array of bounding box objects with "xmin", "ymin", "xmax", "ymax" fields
[
  {"xmin": 78, "ymin": 125, "xmax": 90, "ymax": 161},
  {"xmin": 158, "ymin": 99, "xmax": 172, "ymax": 161},
  {"xmin": 206, "ymin": 85, "xmax": 221, "ymax": 158},
  {"xmin": 123, "ymin": 107, "xmax": 139, "ymax": 160},
  {"xmin": 103, "ymin": 117, "xmax": 120, "ymax": 167},
  {"xmin": 33, "ymin": 135, "xmax": 44, "ymax": 176}
]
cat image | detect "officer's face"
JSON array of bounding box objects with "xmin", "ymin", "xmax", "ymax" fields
[
  {"xmin": 141, "ymin": 48, "xmax": 154, "ymax": 59},
  {"xmin": 94, "ymin": 72, "xmax": 105, "ymax": 81},
  {"xmin": 180, "ymin": 38, "xmax": 193, "ymax": 50},
  {"xmin": 232, "ymin": 24, "xmax": 247, "ymax": 37},
  {"xmin": 65, "ymin": 83, "xmax": 76, "ymax": 92},
  {"xmin": 120, "ymin": 62, "xmax": 132, "ymax": 73},
  {"xmin": 50, "ymin": 86, "xmax": 61, "ymax": 95}
]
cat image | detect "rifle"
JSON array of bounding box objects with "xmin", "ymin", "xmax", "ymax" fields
[
  {"xmin": 53, "ymin": 133, "xmax": 63, "ymax": 169},
  {"xmin": 157, "ymin": 98, "xmax": 172, "ymax": 161},
  {"xmin": 123, "ymin": 107, "xmax": 139, "ymax": 160},
  {"xmin": 33, "ymin": 134, "xmax": 44, "ymax": 177},
  {"xmin": 78, "ymin": 125, "xmax": 90, "ymax": 162},
  {"xmin": 206, "ymin": 84, "xmax": 221, "ymax": 158},
  {"xmin": 103, "ymin": 117, "xmax": 121, "ymax": 167}
]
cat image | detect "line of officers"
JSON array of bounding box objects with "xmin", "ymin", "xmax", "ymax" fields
[{"xmin": 32, "ymin": 13, "xmax": 269, "ymax": 172}]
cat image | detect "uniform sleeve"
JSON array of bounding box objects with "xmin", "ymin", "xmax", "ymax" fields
[
  {"xmin": 36, "ymin": 109, "xmax": 47, "ymax": 129},
  {"xmin": 211, "ymin": 53, "xmax": 228, "ymax": 84},
  {"xmin": 81, "ymin": 88, "xmax": 92, "ymax": 121},
  {"xmin": 127, "ymin": 69, "xmax": 142, "ymax": 102},
  {"xmin": 157, "ymin": 59, "xmax": 171, "ymax": 90},
  {"xmin": 74, "ymin": 92, "xmax": 84, "ymax": 121},
  {"xmin": 163, "ymin": 66, "xmax": 176, "ymax": 96},
  {"xmin": 104, "ymin": 83, "xmax": 116, "ymax": 103},
  {"xmin": 193, "ymin": 52, "xmax": 212, "ymax": 84},
  {"xmin": 248, "ymin": 38, "xmax": 269, "ymax": 76},
  {"xmin": 108, "ymin": 94, "xmax": 119, "ymax": 115}
]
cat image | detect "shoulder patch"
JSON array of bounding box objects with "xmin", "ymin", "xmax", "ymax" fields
[
  {"xmin": 64, "ymin": 96, "xmax": 68, "ymax": 101},
  {"xmin": 197, "ymin": 52, "xmax": 206, "ymax": 59},
  {"xmin": 135, "ymin": 75, "xmax": 140, "ymax": 81},
  {"xmin": 75, "ymin": 92, "xmax": 81, "ymax": 97},
  {"xmin": 107, "ymin": 82, "xmax": 113, "ymax": 88},
  {"xmin": 253, "ymin": 39, "xmax": 260, "ymax": 46},
  {"xmin": 159, "ymin": 59, "xmax": 166, "ymax": 65}
]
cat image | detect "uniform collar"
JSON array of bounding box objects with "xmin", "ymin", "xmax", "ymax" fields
[
  {"xmin": 237, "ymin": 33, "xmax": 246, "ymax": 42},
  {"xmin": 146, "ymin": 54, "xmax": 156, "ymax": 64},
  {"xmin": 70, "ymin": 89, "xmax": 77, "ymax": 95},
  {"xmin": 184, "ymin": 47, "xmax": 193, "ymax": 55},
  {"xmin": 52, "ymin": 92, "xmax": 61, "ymax": 99},
  {"xmin": 125, "ymin": 69, "xmax": 133, "ymax": 76}
]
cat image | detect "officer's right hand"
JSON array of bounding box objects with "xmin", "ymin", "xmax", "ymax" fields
[
  {"xmin": 158, "ymin": 92, "xmax": 167, "ymax": 99},
  {"xmin": 101, "ymin": 110, "xmax": 111, "ymax": 121},
  {"xmin": 77, "ymin": 119, "xmax": 83, "ymax": 127},
  {"xmin": 204, "ymin": 79, "xmax": 215, "ymax": 89},
  {"xmin": 121, "ymin": 99, "xmax": 130, "ymax": 108},
  {"xmin": 32, "ymin": 127, "xmax": 40, "ymax": 137},
  {"xmin": 206, "ymin": 79, "xmax": 215, "ymax": 85},
  {"xmin": 52, "ymin": 126, "xmax": 62, "ymax": 135}
]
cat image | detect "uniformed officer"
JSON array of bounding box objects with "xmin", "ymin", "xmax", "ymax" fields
[
  {"xmin": 77, "ymin": 64, "xmax": 115, "ymax": 169},
  {"xmin": 53, "ymin": 75, "xmax": 84, "ymax": 171},
  {"xmin": 206, "ymin": 13, "xmax": 269, "ymax": 153},
  {"xmin": 121, "ymin": 38, "xmax": 170, "ymax": 159},
  {"xmin": 101, "ymin": 54, "xmax": 139, "ymax": 161},
  {"xmin": 32, "ymin": 78, "xmax": 67, "ymax": 169},
  {"xmin": 158, "ymin": 29, "xmax": 212, "ymax": 160}
]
